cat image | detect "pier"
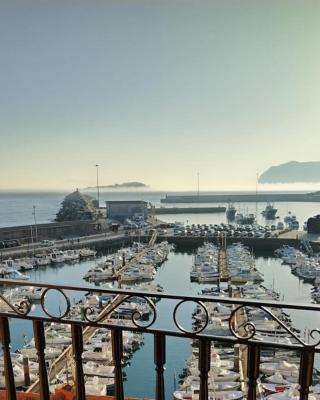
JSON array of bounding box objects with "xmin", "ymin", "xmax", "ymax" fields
[
  {"xmin": 218, "ymin": 248, "xmax": 230, "ymax": 281},
  {"xmin": 27, "ymin": 231, "xmax": 158, "ymax": 392},
  {"xmin": 161, "ymin": 192, "xmax": 320, "ymax": 203},
  {"xmin": 153, "ymin": 206, "xmax": 226, "ymax": 214}
]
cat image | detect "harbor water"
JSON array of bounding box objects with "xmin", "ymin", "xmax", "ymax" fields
[
  {"xmin": 1, "ymin": 190, "xmax": 320, "ymax": 227},
  {"xmin": 1, "ymin": 190, "xmax": 320, "ymax": 397},
  {"xmin": 5, "ymin": 247, "xmax": 320, "ymax": 398}
]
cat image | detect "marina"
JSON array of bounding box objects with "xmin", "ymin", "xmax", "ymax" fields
[{"xmin": 0, "ymin": 230, "xmax": 320, "ymax": 398}]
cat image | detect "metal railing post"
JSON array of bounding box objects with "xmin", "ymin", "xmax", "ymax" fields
[
  {"xmin": 33, "ymin": 320, "xmax": 50, "ymax": 400},
  {"xmin": 154, "ymin": 333, "xmax": 166, "ymax": 400},
  {"xmin": 247, "ymin": 343, "xmax": 260, "ymax": 400},
  {"xmin": 299, "ymin": 347, "xmax": 315, "ymax": 400},
  {"xmin": 112, "ymin": 328, "xmax": 124, "ymax": 400},
  {"xmin": 71, "ymin": 324, "xmax": 86, "ymax": 400},
  {"xmin": 198, "ymin": 338, "xmax": 211, "ymax": 400},
  {"xmin": 0, "ymin": 316, "xmax": 16, "ymax": 400}
]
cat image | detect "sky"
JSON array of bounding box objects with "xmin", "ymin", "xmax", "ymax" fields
[{"xmin": 0, "ymin": 0, "xmax": 320, "ymax": 191}]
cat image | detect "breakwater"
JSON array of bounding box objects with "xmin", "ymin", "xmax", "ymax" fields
[
  {"xmin": 154, "ymin": 206, "xmax": 226, "ymax": 214},
  {"xmin": 160, "ymin": 192, "xmax": 320, "ymax": 203},
  {"xmin": 0, "ymin": 220, "xmax": 104, "ymax": 244}
]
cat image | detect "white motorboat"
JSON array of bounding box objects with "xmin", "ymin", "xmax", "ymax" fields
[
  {"xmin": 84, "ymin": 267, "xmax": 114, "ymax": 281},
  {"xmin": 15, "ymin": 258, "xmax": 34, "ymax": 271},
  {"xmin": 174, "ymin": 389, "xmax": 244, "ymax": 400},
  {"xmin": 0, "ymin": 268, "xmax": 29, "ymax": 280},
  {"xmin": 34, "ymin": 254, "xmax": 52, "ymax": 266},
  {"xmin": 0, "ymin": 364, "xmax": 37, "ymax": 387},
  {"xmin": 79, "ymin": 248, "xmax": 97, "ymax": 258},
  {"xmin": 260, "ymin": 361, "xmax": 299, "ymax": 378},
  {"xmin": 83, "ymin": 362, "xmax": 114, "ymax": 378},
  {"xmin": 50, "ymin": 250, "xmax": 65, "ymax": 263},
  {"xmin": 63, "ymin": 249, "xmax": 80, "ymax": 262}
]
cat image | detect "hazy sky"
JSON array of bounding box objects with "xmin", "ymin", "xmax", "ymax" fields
[{"xmin": 1, "ymin": 0, "xmax": 320, "ymax": 191}]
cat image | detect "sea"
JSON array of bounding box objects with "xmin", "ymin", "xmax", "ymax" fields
[
  {"xmin": 0, "ymin": 189, "xmax": 320, "ymax": 227},
  {"xmin": 1, "ymin": 190, "xmax": 320, "ymax": 397}
]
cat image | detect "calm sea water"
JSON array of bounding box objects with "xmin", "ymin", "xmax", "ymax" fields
[{"xmin": 0, "ymin": 190, "xmax": 320, "ymax": 227}]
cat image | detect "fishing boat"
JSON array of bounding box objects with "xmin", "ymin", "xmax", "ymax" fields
[
  {"xmin": 235, "ymin": 213, "xmax": 255, "ymax": 225},
  {"xmin": 262, "ymin": 203, "xmax": 278, "ymax": 219},
  {"xmin": 226, "ymin": 203, "xmax": 236, "ymax": 221}
]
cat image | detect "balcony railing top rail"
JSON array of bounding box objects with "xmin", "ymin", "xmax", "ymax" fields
[{"xmin": 0, "ymin": 278, "xmax": 319, "ymax": 351}]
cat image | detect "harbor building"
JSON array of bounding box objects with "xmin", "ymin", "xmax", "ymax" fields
[{"xmin": 106, "ymin": 200, "xmax": 148, "ymax": 223}]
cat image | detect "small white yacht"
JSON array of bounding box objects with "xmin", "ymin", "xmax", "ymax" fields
[
  {"xmin": 0, "ymin": 268, "xmax": 29, "ymax": 280},
  {"xmin": 50, "ymin": 250, "xmax": 65, "ymax": 263}
]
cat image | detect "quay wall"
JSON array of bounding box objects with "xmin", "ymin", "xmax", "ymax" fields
[
  {"xmin": 153, "ymin": 236, "xmax": 320, "ymax": 253},
  {"xmin": 0, "ymin": 236, "xmax": 131, "ymax": 259},
  {"xmin": 2, "ymin": 232, "xmax": 319, "ymax": 259},
  {"xmin": 154, "ymin": 206, "xmax": 226, "ymax": 214},
  {"xmin": 160, "ymin": 193, "xmax": 320, "ymax": 203},
  {"xmin": 0, "ymin": 221, "xmax": 105, "ymax": 244}
]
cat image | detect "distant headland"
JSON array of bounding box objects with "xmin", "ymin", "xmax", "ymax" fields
[
  {"xmin": 83, "ymin": 181, "xmax": 149, "ymax": 190},
  {"xmin": 259, "ymin": 161, "xmax": 320, "ymax": 184}
]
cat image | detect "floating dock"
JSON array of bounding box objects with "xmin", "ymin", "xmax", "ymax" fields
[{"xmin": 218, "ymin": 248, "xmax": 230, "ymax": 281}]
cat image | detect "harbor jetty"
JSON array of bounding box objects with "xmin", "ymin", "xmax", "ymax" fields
[
  {"xmin": 28, "ymin": 231, "xmax": 159, "ymax": 393},
  {"xmin": 153, "ymin": 206, "xmax": 226, "ymax": 214},
  {"xmin": 161, "ymin": 191, "xmax": 320, "ymax": 203},
  {"xmin": 219, "ymin": 248, "xmax": 230, "ymax": 281}
]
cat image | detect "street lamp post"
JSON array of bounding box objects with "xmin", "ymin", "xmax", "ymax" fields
[
  {"xmin": 197, "ymin": 172, "xmax": 200, "ymax": 197},
  {"xmin": 32, "ymin": 205, "xmax": 38, "ymax": 243},
  {"xmin": 95, "ymin": 164, "xmax": 100, "ymax": 207}
]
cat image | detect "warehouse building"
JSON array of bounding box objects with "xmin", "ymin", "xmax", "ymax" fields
[{"xmin": 106, "ymin": 201, "xmax": 148, "ymax": 223}]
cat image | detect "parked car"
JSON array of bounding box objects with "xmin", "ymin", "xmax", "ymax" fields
[
  {"xmin": 0, "ymin": 239, "xmax": 21, "ymax": 248},
  {"xmin": 40, "ymin": 240, "xmax": 55, "ymax": 247}
]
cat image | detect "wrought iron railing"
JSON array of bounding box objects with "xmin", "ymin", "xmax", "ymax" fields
[{"xmin": 0, "ymin": 279, "xmax": 319, "ymax": 400}]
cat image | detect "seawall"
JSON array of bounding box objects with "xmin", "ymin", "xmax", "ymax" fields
[
  {"xmin": 154, "ymin": 206, "xmax": 226, "ymax": 214},
  {"xmin": 160, "ymin": 193, "xmax": 320, "ymax": 203},
  {"xmin": 0, "ymin": 220, "xmax": 105, "ymax": 244}
]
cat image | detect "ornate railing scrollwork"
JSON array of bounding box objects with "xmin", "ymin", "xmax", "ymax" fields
[
  {"xmin": 0, "ymin": 294, "xmax": 32, "ymax": 316},
  {"xmin": 228, "ymin": 304, "xmax": 256, "ymax": 341},
  {"xmin": 1, "ymin": 279, "xmax": 320, "ymax": 350},
  {"xmin": 173, "ymin": 300, "xmax": 209, "ymax": 334},
  {"xmin": 308, "ymin": 329, "xmax": 320, "ymax": 347},
  {"xmin": 40, "ymin": 288, "xmax": 71, "ymax": 319},
  {"xmin": 84, "ymin": 294, "xmax": 157, "ymax": 329},
  {"xmin": 228, "ymin": 304, "xmax": 316, "ymax": 347},
  {"xmin": 126, "ymin": 295, "xmax": 156, "ymax": 329}
]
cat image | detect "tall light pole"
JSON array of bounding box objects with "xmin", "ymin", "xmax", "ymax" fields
[
  {"xmin": 197, "ymin": 172, "xmax": 200, "ymax": 197},
  {"xmin": 255, "ymin": 173, "xmax": 259, "ymax": 219},
  {"xmin": 32, "ymin": 205, "xmax": 38, "ymax": 243},
  {"xmin": 95, "ymin": 164, "xmax": 100, "ymax": 207}
]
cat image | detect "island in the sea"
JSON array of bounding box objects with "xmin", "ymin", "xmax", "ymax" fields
[
  {"xmin": 259, "ymin": 161, "xmax": 320, "ymax": 183},
  {"xmin": 84, "ymin": 181, "xmax": 149, "ymax": 190}
]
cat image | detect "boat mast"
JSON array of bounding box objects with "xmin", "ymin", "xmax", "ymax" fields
[
  {"xmin": 32, "ymin": 205, "xmax": 38, "ymax": 243},
  {"xmin": 95, "ymin": 163, "xmax": 100, "ymax": 207}
]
